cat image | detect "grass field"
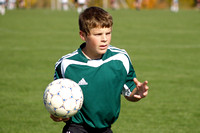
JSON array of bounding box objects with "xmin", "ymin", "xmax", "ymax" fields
[{"xmin": 0, "ymin": 9, "xmax": 200, "ymax": 133}]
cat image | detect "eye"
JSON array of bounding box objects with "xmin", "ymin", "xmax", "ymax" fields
[
  {"xmin": 106, "ymin": 32, "xmax": 111, "ymax": 35},
  {"xmin": 94, "ymin": 33, "xmax": 102, "ymax": 36}
]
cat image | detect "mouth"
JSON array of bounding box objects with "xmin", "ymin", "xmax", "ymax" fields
[{"xmin": 100, "ymin": 44, "xmax": 108, "ymax": 49}]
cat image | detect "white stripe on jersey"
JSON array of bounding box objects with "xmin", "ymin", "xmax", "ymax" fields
[
  {"xmin": 55, "ymin": 50, "xmax": 79, "ymax": 68},
  {"xmin": 122, "ymin": 84, "xmax": 132, "ymax": 97},
  {"xmin": 61, "ymin": 53, "xmax": 130, "ymax": 78},
  {"xmin": 108, "ymin": 46, "xmax": 132, "ymax": 62}
]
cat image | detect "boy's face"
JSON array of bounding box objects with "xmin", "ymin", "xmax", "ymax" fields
[{"xmin": 80, "ymin": 27, "xmax": 112, "ymax": 59}]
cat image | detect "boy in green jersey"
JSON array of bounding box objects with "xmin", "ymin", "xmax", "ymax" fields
[{"xmin": 51, "ymin": 6, "xmax": 149, "ymax": 133}]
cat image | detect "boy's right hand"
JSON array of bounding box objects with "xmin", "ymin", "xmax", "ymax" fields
[{"xmin": 50, "ymin": 114, "xmax": 70, "ymax": 122}]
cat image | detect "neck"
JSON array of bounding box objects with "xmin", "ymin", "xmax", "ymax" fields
[{"xmin": 82, "ymin": 48, "xmax": 102, "ymax": 60}]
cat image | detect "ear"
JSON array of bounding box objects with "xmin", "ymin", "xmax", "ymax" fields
[{"xmin": 79, "ymin": 31, "xmax": 86, "ymax": 41}]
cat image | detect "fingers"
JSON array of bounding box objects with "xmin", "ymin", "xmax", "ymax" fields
[
  {"xmin": 133, "ymin": 78, "xmax": 149, "ymax": 99},
  {"xmin": 142, "ymin": 83, "xmax": 149, "ymax": 97},
  {"xmin": 50, "ymin": 114, "xmax": 61, "ymax": 122},
  {"xmin": 143, "ymin": 80, "xmax": 148, "ymax": 86},
  {"xmin": 133, "ymin": 78, "xmax": 140, "ymax": 86},
  {"xmin": 143, "ymin": 81, "xmax": 149, "ymax": 91},
  {"xmin": 133, "ymin": 90, "xmax": 148, "ymax": 99},
  {"xmin": 134, "ymin": 78, "xmax": 149, "ymax": 89},
  {"xmin": 133, "ymin": 94, "xmax": 142, "ymax": 99},
  {"xmin": 50, "ymin": 114, "xmax": 69, "ymax": 122},
  {"xmin": 143, "ymin": 90, "xmax": 148, "ymax": 96}
]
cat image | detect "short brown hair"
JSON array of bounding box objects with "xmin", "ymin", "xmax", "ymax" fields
[{"xmin": 79, "ymin": 7, "xmax": 113, "ymax": 35}]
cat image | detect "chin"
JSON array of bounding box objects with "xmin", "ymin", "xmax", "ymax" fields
[{"xmin": 99, "ymin": 49, "xmax": 107, "ymax": 54}]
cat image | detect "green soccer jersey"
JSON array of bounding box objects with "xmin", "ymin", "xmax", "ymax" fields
[{"xmin": 54, "ymin": 43, "xmax": 136, "ymax": 128}]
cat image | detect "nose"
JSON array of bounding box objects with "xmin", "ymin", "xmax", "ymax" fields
[{"xmin": 101, "ymin": 34, "xmax": 107, "ymax": 42}]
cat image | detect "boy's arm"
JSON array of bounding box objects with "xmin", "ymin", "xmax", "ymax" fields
[
  {"xmin": 50, "ymin": 114, "xmax": 70, "ymax": 122},
  {"xmin": 125, "ymin": 78, "xmax": 149, "ymax": 102}
]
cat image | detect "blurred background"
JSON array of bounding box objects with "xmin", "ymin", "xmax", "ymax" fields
[
  {"xmin": 1, "ymin": 0, "xmax": 200, "ymax": 133},
  {"xmin": 1, "ymin": 0, "xmax": 200, "ymax": 11}
]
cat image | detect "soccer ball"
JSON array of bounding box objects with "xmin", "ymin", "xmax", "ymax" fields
[{"xmin": 43, "ymin": 78, "xmax": 84, "ymax": 118}]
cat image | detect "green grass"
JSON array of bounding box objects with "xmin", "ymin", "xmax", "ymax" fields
[{"xmin": 0, "ymin": 9, "xmax": 200, "ymax": 133}]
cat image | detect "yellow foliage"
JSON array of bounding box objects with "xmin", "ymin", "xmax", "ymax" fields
[{"xmin": 17, "ymin": 0, "xmax": 196, "ymax": 9}]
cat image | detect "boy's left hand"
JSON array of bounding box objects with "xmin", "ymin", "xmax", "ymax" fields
[
  {"xmin": 50, "ymin": 114, "xmax": 70, "ymax": 122},
  {"xmin": 133, "ymin": 78, "xmax": 149, "ymax": 99}
]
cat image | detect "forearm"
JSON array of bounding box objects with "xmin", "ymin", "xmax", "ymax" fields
[{"xmin": 125, "ymin": 87, "xmax": 141, "ymax": 102}]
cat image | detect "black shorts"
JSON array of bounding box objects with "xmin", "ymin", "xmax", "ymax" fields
[{"xmin": 62, "ymin": 119, "xmax": 113, "ymax": 133}]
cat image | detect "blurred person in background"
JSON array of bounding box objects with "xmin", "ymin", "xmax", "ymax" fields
[
  {"xmin": 18, "ymin": 0, "xmax": 25, "ymax": 8},
  {"xmin": 0, "ymin": 0, "xmax": 6, "ymax": 15},
  {"xmin": 7, "ymin": 0, "xmax": 16, "ymax": 10},
  {"xmin": 134, "ymin": 0, "xmax": 143, "ymax": 10},
  {"xmin": 197, "ymin": 0, "xmax": 200, "ymax": 9},
  {"xmin": 77, "ymin": 0, "xmax": 88, "ymax": 13},
  {"xmin": 170, "ymin": 0, "xmax": 179, "ymax": 12},
  {"xmin": 110, "ymin": 0, "xmax": 119, "ymax": 10},
  {"xmin": 73, "ymin": 0, "xmax": 78, "ymax": 7},
  {"xmin": 60, "ymin": 0, "xmax": 69, "ymax": 11}
]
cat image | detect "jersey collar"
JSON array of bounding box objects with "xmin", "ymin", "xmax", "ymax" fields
[{"xmin": 78, "ymin": 42, "xmax": 109, "ymax": 62}]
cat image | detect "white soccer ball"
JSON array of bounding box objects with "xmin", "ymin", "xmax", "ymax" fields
[{"xmin": 43, "ymin": 78, "xmax": 84, "ymax": 118}]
